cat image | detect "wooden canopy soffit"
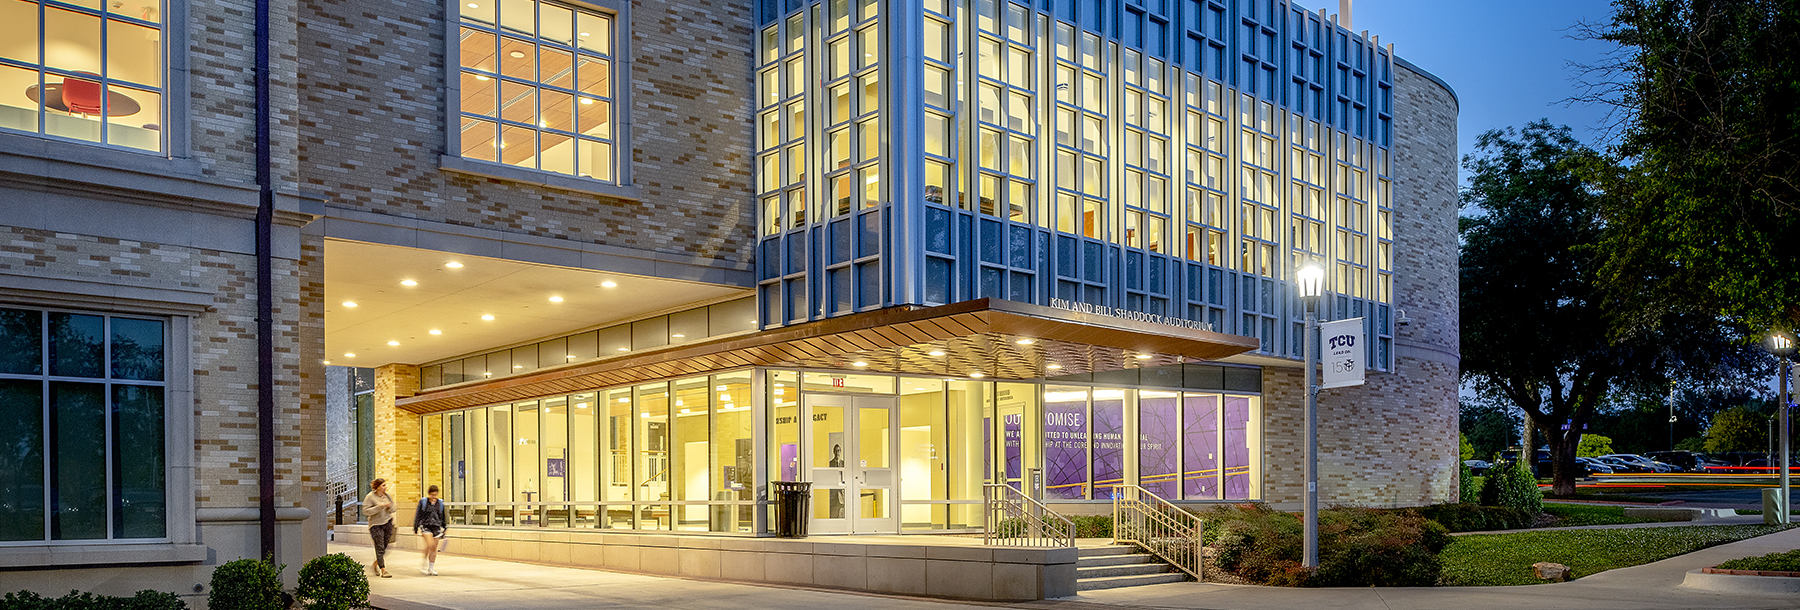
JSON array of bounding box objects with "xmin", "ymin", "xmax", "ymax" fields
[{"xmin": 396, "ymin": 298, "xmax": 1261, "ymax": 413}]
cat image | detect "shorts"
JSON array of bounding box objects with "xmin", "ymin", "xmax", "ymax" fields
[{"xmin": 421, "ymin": 524, "xmax": 445, "ymax": 538}]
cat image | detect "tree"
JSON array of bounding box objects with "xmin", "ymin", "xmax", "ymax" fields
[
  {"xmin": 1704, "ymin": 407, "xmax": 1768, "ymax": 453},
  {"xmin": 1577, "ymin": 434, "xmax": 1615, "ymax": 457},
  {"xmin": 1580, "ymin": 0, "xmax": 1800, "ymax": 331},
  {"xmin": 1460, "ymin": 398, "xmax": 1521, "ymax": 462},
  {"xmin": 1459, "ymin": 433, "xmax": 1477, "ymax": 461},
  {"xmin": 1459, "ymin": 122, "xmax": 1753, "ymax": 495}
]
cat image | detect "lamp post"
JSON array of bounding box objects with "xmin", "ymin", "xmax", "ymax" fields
[
  {"xmin": 1770, "ymin": 332, "xmax": 1794, "ymax": 524},
  {"xmin": 1297, "ymin": 262, "xmax": 1325, "ymax": 569}
]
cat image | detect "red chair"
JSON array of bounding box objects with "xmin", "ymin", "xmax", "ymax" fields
[{"xmin": 62, "ymin": 73, "xmax": 104, "ymax": 115}]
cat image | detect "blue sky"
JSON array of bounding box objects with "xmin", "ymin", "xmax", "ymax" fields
[{"xmin": 1347, "ymin": 0, "xmax": 1621, "ymax": 178}]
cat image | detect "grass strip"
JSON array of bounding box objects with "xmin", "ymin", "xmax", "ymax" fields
[
  {"xmin": 1716, "ymin": 548, "xmax": 1800, "ymax": 571},
  {"xmin": 1540, "ymin": 503, "xmax": 1658, "ymax": 527},
  {"xmin": 1439, "ymin": 523, "xmax": 1797, "ymax": 586}
]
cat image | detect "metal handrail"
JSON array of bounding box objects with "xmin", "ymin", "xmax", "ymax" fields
[
  {"xmin": 1111, "ymin": 484, "xmax": 1203, "ymax": 580},
  {"xmin": 982, "ymin": 483, "xmax": 1076, "ymax": 548}
]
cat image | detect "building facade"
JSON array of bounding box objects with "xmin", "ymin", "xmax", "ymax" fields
[{"xmin": 0, "ymin": 0, "xmax": 1456, "ymax": 602}]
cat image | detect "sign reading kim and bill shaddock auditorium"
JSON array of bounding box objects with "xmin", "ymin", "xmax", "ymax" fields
[
  {"xmin": 1048, "ymin": 299, "xmax": 1216, "ymax": 332},
  {"xmin": 1320, "ymin": 317, "xmax": 1365, "ymax": 389}
]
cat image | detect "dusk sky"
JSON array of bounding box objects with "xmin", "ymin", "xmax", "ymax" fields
[{"xmin": 1347, "ymin": 0, "xmax": 1621, "ymax": 180}]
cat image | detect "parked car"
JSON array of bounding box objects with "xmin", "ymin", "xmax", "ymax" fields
[
  {"xmin": 1596, "ymin": 456, "xmax": 1650, "ymax": 473},
  {"xmin": 1602, "ymin": 453, "xmax": 1677, "ymax": 473},
  {"xmin": 1577, "ymin": 457, "xmax": 1617, "ymax": 475},
  {"xmin": 1464, "ymin": 460, "xmax": 1491, "ymax": 477},
  {"xmin": 1498, "ymin": 448, "xmax": 1554, "ymax": 477},
  {"xmin": 1645, "ymin": 451, "xmax": 1708, "ymax": 472}
]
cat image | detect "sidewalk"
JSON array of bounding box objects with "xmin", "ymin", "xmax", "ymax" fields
[{"xmin": 1073, "ymin": 526, "xmax": 1800, "ymax": 610}]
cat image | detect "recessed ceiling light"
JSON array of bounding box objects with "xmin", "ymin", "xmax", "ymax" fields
[
  {"xmin": 671, "ymin": 334, "xmax": 685, "ymax": 338},
  {"xmin": 617, "ymin": 347, "xmax": 630, "ymax": 352},
  {"xmin": 342, "ymin": 301, "xmax": 357, "ymax": 307},
  {"xmin": 321, "ymin": 360, "xmax": 332, "ymax": 365},
  {"xmin": 509, "ymin": 50, "xmax": 525, "ymax": 58},
  {"xmin": 481, "ymin": 315, "xmax": 495, "ymax": 321},
  {"xmin": 579, "ymin": 31, "xmax": 590, "ymax": 37},
  {"xmin": 1136, "ymin": 354, "xmax": 1153, "ymax": 360},
  {"xmin": 387, "ymin": 340, "xmax": 399, "ymax": 346},
  {"xmin": 618, "ymin": 397, "xmax": 629, "ymax": 403},
  {"xmin": 1047, "ymin": 363, "xmax": 1063, "ymax": 369},
  {"xmin": 401, "ymin": 279, "xmax": 417, "ymax": 286},
  {"xmin": 680, "ymin": 408, "xmax": 690, "ymax": 414},
  {"xmin": 969, "ymin": 372, "xmax": 986, "ymax": 378},
  {"xmin": 580, "ymin": 98, "xmax": 594, "ymax": 105},
  {"xmin": 344, "ymin": 353, "xmax": 356, "ymax": 358},
  {"xmin": 549, "ymin": 296, "xmax": 564, "ymax": 302},
  {"xmin": 929, "ymin": 350, "xmax": 946, "ymax": 357},
  {"xmin": 575, "ymin": 403, "xmax": 588, "ymax": 408},
  {"xmin": 467, "ymin": 2, "xmax": 478, "ymax": 7},
  {"xmin": 852, "ymin": 361, "xmax": 867, "ymax": 367},
  {"xmin": 1016, "ymin": 338, "xmax": 1035, "ymax": 345},
  {"xmin": 600, "ymin": 281, "xmax": 617, "ymax": 288},
  {"xmin": 475, "ymin": 75, "xmax": 490, "ymax": 81},
  {"xmin": 514, "ymin": 365, "xmax": 523, "ymax": 369},
  {"xmin": 429, "ymin": 329, "xmax": 442, "ymax": 335},
  {"xmin": 445, "ymin": 262, "xmax": 464, "ymax": 268},
  {"xmin": 566, "ymin": 354, "xmax": 576, "ymax": 359}
]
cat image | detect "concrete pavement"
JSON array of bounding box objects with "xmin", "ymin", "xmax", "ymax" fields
[{"xmin": 333, "ymin": 525, "xmax": 1800, "ymax": 610}]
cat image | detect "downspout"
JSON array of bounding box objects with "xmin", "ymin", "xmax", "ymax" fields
[{"xmin": 255, "ymin": 0, "xmax": 276, "ymax": 560}]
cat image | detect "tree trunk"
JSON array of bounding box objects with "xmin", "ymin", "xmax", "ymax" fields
[{"xmin": 1548, "ymin": 431, "xmax": 1580, "ymax": 496}]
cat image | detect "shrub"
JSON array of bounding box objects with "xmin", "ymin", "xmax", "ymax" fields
[
  {"xmin": 1479, "ymin": 459, "xmax": 1543, "ymax": 514},
  {"xmin": 1716, "ymin": 548, "xmax": 1800, "ymax": 572},
  {"xmin": 295, "ymin": 554, "xmax": 369, "ymax": 610},
  {"xmin": 1204, "ymin": 504, "xmax": 1450, "ymax": 587},
  {"xmin": 0, "ymin": 590, "xmax": 186, "ymax": 610},
  {"xmin": 1458, "ymin": 461, "xmax": 1480, "ymax": 504},
  {"xmin": 1410, "ymin": 503, "xmax": 1536, "ymax": 533},
  {"xmin": 208, "ymin": 558, "xmax": 285, "ymax": 610},
  {"xmin": 1068, "ymin": 515, "xmax": 1113, "ymax": 539}
]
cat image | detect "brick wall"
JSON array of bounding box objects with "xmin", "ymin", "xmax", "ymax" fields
[{"xmin": 295, "ymin": 0, "xmax": 756, "ymax": 264}]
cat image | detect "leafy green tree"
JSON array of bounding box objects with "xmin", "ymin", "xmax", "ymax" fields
[
  {"xmin": 1582, "ymin": 0, "xmax": 1800, "ymax": 331},
  {"xmin": 1675, "ymin": 436, "xmax": 1706, "ymax": 451},
  {"xmin": 1704, "ymin": 406, "xmax": 1768, "ymax": 453},
  {"xmin": 1459, "ymin": 433, "xmax": 1476, "ymax": 461},
  {"xmin": 1459, "ymin": 122, "xmax": 1753, "ymax": 496},
  {"xmin": 1577, "ymin": 434, "xmax": 1615, "ymax": 457},
  {"xmin": 1460, "ymin": 399, "xmax": 1520, "ymax": 463}
]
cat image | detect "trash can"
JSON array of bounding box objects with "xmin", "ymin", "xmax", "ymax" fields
[{"xmin": 772, "ymin": 481, "xmax": 812, "ymax": 538}]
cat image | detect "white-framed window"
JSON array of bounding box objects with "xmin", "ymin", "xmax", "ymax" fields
[
  {"xmin": 0, "ymin": 0, "xmax": 165, "ymax": 153},
  {"xmin": 455, "ymin": 0, "xmax": 619, "ymax": 182},
  {"xmin": 0, "ymin": 306, "xmax": 168, "ymax": 543}
]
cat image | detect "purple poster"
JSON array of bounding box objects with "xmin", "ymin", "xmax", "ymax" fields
[
  {"xmin": 1043, "ymin": 398, "xmax": 1088, "ymax": 499},
  {"xmin": 1138, "ymin": 394, "xmax": 1179, "ymax": 499},
  {"xmin": 546, "ymin": 458, "xmax": 566, "ymax": 478},
  {"xmin": 1003, "ymin": 413, "xmax": 1023, "ymax": 489},
  {"xmin": 1223, "ymin": 397, "xmax": 1250, "ymax": 499},
  {"xmin": 1182, "ymin": 395, "xmax": 1219, "ymax": 500},
  {"xmin": 779, "ymin": 443, "xmax": 798, "ymax": 482},
  {"xmin": 1091, "ymin": 398, "xmax": 1125, "ymax": 499}
]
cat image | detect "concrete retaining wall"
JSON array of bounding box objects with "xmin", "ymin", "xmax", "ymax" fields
[{"xmin": 333, "ymin": 525, "xmax": 1076, "ymax": 601}]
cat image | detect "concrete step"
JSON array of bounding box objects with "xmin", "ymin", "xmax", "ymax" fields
[
  {"xmin": 1076, "ymin": 545, "xmax": 1139, "ymax": 557},
  {"xmin": 1078, "ymin": 563, "xmax": 1173, "ymax": 579},
  {"xmin": 1076, "ymin": 572, "xmax": 1188, "ymax": 590},
  {"xmin": 1077, "ymin": 553, "xmax": 1156, "ymax": 568}
]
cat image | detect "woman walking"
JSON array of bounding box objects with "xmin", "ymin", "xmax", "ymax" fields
[
  {"xmin": 414, "ymin": 484, "xmax": 447, "ymax": 575},
  {"xmin": 363, "ymin": 478, "xmax": 395, "ymax": 578}
]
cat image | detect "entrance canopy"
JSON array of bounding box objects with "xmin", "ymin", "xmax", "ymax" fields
[{"xmin": 397, "ymin": 298, "xmax": 1261, "ymax": 413}]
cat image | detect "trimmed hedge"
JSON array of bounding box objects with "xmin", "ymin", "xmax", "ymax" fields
[
  {"xmin": 0, "ymin": 590, "xmax": 186, "ymax": 610},
  {"xmin": 1478, "ymin": 459, "xmax": 1543, "ymax": 515},
  {"xmin": 1716, "ymin": 548, "xmax": 1800, "ymax": 572},
  {"xmin": 1204, "ymin": 504, "xmax": 1450, "ymax": 587},
  {"xmin": 207, "ymin": 559, "xmax": 285, "ymax": 610},
  {"xmin": 1407, "ymin": 503, "xmax": 1536, "ymax": 533},
  {"xmin": 295, "ymin": 553, "xmax": 370, "ymax": 610}
]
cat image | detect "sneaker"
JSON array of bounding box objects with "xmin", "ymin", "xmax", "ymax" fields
[
  {"xmin": 379, "ymin": 569, "xmax": 392, "ymax": 578},
  {"xmin": 428, "ymin": 567, "xmax": 439, "ymax": 576},
  {"xmin": 420, "ymin": 567, "xmax": 431, "ymax": 575}
]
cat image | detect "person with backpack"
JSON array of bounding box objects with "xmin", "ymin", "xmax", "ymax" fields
[{"xmin": 413, "ymin": 484, "xmax": 448, "ymax": 575}]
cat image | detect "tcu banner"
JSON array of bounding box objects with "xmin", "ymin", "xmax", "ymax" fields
[{"xmin": 1320, "ymin": 317, "xmax": 1365, "ymax": 389}]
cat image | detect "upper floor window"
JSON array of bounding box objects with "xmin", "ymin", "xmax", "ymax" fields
[
  {"xmin": 0, "ymin": 1, "xmax": 164, "ymax": 153},
  {"xmin": 457, "ymin": 0, "xmax": 617, "ymax": 182}
]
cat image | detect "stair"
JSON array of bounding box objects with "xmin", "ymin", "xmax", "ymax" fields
[{"xmin": 1074, "ymin": 544, "xmax": 1187, "ymax": 590}]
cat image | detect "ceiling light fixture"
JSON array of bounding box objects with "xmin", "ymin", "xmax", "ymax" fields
[
  {"xmin": 445, "ymin": 261, "xmax": 464, "ymax": 268},
  {"xmin": 929, "ymin": 350, "xmax": 946, "ymax": 357},
  {"xmin": 852, "ymin": 361, "xmax": 867, "ymax": 367},
  {"xmin": 342, "ymin": 301, "xmax": 357, "ymax": 307},
  {"xmin": 671, "ymin": 334, "xmax": 685, "ymax": 338},
  {"xmin": 481, "ymin": 314, "xmax": 495, "ymax": 321},
  {"xmin": 344, "ymin": 353, "xmax": 356, "ymax": 358},
  {"xmin": 600, "ymin": 281, "xmax": 617, "ymax": 288},
  {"xmin": 1136, "ymin": 354, "xmax": 1153, "ymax": 360},
  {"xmin": 1047, "ymin": 363, "xmax": 1062, "ymax": 370},
  {"xmin": 321, "ymin": 360, "xmax": 332, "ymax": 365},
  {"xmin": 401, "ymin": 279, "xmax": 417, "ymax": 286},
  {"xmin": 509, "ymin": 50, "xmax": 526, "ymax": 58},
  {"xmin": 617, "ymin": 347, "xmax": 630, "ymax": 352},
  {"xmin": 387, "ymin": 340, "xmax": 399, "ymax": 346},
  {"xmin": 580, "ymin": 98, "xmax": 594, "ymax": 105},
  {"xmin": 618, "ymin": 397, "xmax": 629, "ymax": 403},
  {"xmin": 475, "ymin": 75, "xmax": 490, "ymax": 81},
  {"xmin": 467, "ymin": 2, "xmax": 478, "ymax": 7},
  {"xmin": 549, "ymin": 296, "xmax": 564, "ymax": 302},
  {"xmin": 579, "ymin": 31, "xmax": 590, "ymax": 37},
  {"xmin": 429, "ymin": 329, "xmax": 442, "ymax": 335},
  {"xmin": 513, "ymin": 365, "xmax": 523, "ymax": 369},
  {"xmin": 1016, "ymin": 338, "xmax": 1035, "ymax": 345},
  {"xmin": 576, "ymin": 403, "xmax": 588, "ymax": 408},
  {"xmin": 969, "ymin": 372, "xmax": 986, "ymax": 378}
]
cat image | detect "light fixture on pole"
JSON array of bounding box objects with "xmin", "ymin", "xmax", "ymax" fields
[
  {"xmin": 1769, "ymin": 331, "xmax": 1794, "ymax": 524},
  {"xmin": 1296, "ymin": 261, "xmax": 1325, "ymax": 569}
]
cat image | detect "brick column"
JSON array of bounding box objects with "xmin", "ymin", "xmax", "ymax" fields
[{"xmin": 372, "ymin": 364, "xmax": 420, "ymax": 524}]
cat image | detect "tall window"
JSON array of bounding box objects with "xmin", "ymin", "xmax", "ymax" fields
[
  {"xmin": 0, "ymin": 307, "xmax": 167, "ymax": 543},
  {"xmin": 458, "ymin": 0, "xmax": 616, "ymax": 182},
  {"xmin": 0, "ymin": 0, "xmax": 165, "ymax": 152}
]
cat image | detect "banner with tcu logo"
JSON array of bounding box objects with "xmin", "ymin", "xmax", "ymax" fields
[{"xmin": 1320, "ymin": 317, "xmax": 1365, "ymax": 389}]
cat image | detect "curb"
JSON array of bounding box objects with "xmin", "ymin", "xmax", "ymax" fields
[
  {"xmin": 1702, "ymin": 567, "xmax": 1800, "ymax": 577},
  {"xmin": 1680, "ymin": 568, "xmax": 1800, "ymax": 595}
]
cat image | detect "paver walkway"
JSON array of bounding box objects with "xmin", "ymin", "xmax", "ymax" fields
[{"xmin": 333, "ymin": 525, "xmax": 1800, "ymax": 610}]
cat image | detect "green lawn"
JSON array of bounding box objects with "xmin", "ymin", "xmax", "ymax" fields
[
  {"xmin": 1439, "ymin": 524, "xmax": 1798, "ymax": 586},
  {"xmin": 1540, "ymin": 503, "xmax": 1659, "ymax": 527}
]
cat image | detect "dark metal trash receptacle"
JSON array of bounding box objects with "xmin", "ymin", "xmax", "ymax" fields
[{"xmin": 772, "ymin": 481, "xmax": 812, "ymax": 538}]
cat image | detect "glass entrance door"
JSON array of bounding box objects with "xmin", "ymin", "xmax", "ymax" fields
[{"xmin": 805, "ymin": 394, "xmax": 898, "ymax": 534}]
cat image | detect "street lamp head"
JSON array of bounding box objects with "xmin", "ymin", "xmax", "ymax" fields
[
  {"xmin": 1297, "ymin": 262, "xmax": 1325, "ymax": 301},
  {"xmin": 1770, "ymin": 332, "xmax": 1797, "ymax": 359}
]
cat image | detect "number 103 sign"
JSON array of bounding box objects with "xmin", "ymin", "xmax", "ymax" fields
[{"xmin": 1320, "ymin": 317, "xmax": 1365, "ymax": 389}]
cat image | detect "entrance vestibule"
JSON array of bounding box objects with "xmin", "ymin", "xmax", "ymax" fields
[{"xmin": 803, "ymin": 393, "xmax": 897, "ymax": 534}]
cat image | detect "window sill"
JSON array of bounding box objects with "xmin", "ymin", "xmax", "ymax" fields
[
  {"xmin": 440, "ymin": 155, "xmax": 641, "ymax": 201},
  {"xmin": 0, "ymin": 129, "xmax": 200, "ymax": 179},
  {"xmin": 0, "ymin": 542, "xmax": 208, "ymax": 568}
]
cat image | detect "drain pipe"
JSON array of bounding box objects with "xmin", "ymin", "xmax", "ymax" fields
[{"xmin": 254, "ymin": 0, "xmax": 277, "ymax": 561}]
